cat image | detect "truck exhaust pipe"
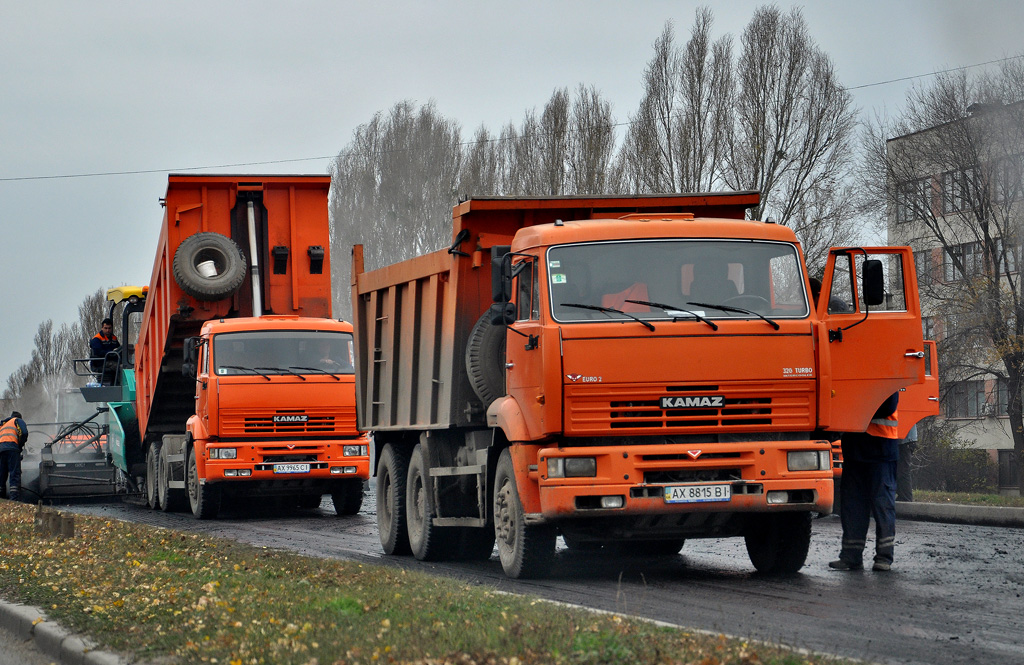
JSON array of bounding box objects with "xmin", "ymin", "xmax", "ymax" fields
[{"xmin": 247, "ymin": 201, "xmax": 263, "ymax": 317}]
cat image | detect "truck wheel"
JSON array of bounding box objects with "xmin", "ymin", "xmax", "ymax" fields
[
  {"xmin": 493, "ymin": 449, "xmax": 555, "ymax": 578},
  {"xmin": 187, "ymin": 446, "xmax": 221, "ymax": 519},
  {"xmin": 172, "ymin": 232, "xmax": 247, "ymax": 301},
  {"xmin": 158, "ymin": 446, "xmax": 187, "ymax": 513},
  {"xmin": 407, "ymin": 443, "xmax": 457, "ymax": 561},
  {"xmin": 465, "ymin": 311, "xmax": 506, "ymax": 407},
  {"xmin": 332, "ymin": 479, "xmax": 363, "ymax": 516},
  {"xmin": 376, "ymin": 444, "xmax": 411, "ymax": 555},
  {"xmin": 145, "ymin": 442, "xmax": 161, "ymax": 510},
  {"xmin": 744, "ymin": 512, "xmax": 812, "ymax": 575}
]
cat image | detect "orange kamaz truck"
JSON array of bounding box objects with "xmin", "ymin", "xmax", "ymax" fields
[
  {"xmin": 351, "ymin": 193, "xmax": 938, "ymax": 578},
  {"xmin": 78, "ymin": 174, "xmax": 370, "ymax": 518}
]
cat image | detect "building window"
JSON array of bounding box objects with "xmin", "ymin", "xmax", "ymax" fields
[
  {"xmin": 946, "ymin": 380, "xmax": 986, "ymax": 418},
  {"xmin": 944, "ymin": 245, "xmax": 963, "ymax": 282},
  {"xmin": 998, "ymin": 450, "xmax": 1019, "ymax": 489},
  {"xmin": 922, "ymin": 316, "xmax": 935, "ymax": 340},
  {"xmin": 995, "ymin": 378, "xmax": 1010, "ymax": 416},
  {"xmin": 897, "ymin": 178, "xmax": 931, "ymax": 223},
  {"xmin": 915, "ymin": 248, "xmax": 934, "ymax": 286},
  {"xmin": 942, "ymin": 168, "xmax": 976, "ymax": 214}
]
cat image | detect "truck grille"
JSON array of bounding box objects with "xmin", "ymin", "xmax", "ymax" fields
[
  {"xmin": 564, "ymin": 381, "xmax": 814, "ymax": 435},
  {"xmin": 220, "ymin": 407, "xmax": 357, "ymax": 436}
]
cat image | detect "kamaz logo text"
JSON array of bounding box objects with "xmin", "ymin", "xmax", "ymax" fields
[
  {"xmin": 660, "ymin": 396, "xmax": 724, "ymax": 409},
  {"xmin": 273, "ymin": 414, "xmax": 308, "ymax": 423}
]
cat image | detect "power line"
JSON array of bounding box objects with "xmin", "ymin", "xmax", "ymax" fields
[
  {"xmin": 844, "ymin": 54, "xmax": 1024, "ymax": 91},
  {"xmin": 3, "ymin": 53, "xmax": 1022, "ymax": 184}
]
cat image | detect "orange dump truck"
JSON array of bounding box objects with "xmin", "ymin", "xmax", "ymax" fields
[
  {"xmin": 351, "ymin": 193, "xmax": 938, "ymax": 578},
  {"xmin": 85, "ymin": 174, "xmax": 369, "ymax": 519}
]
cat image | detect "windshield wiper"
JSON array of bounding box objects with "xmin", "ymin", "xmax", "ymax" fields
[
  {"xmin": 686, "ymin": 301, "xmax": 780, "ymax": 330},
  {"xmin": 625, "ymin": 299, "xmax": 718, "ymax": 330},
  {"xmin": 219, "ymin": 365, "xmax": 271, "ymax": 381},
  {"xmin": 289, "ymin": 366, "xmax": 341, "ymax": 381},
  {"xmin": 561, "ymin": 303, "xmax": 656, "ymax": 331},
  {"xmin": 255, "ymin": 366, "xmax": 307, "ymax": 380}
]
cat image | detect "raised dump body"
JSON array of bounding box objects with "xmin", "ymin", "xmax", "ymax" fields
[
  {"xmin": 352, "ymin": 193, "xmax": 938, "ymax": 578},
  {"xmin": 84, "ymin": 174, "xmax": 369, "ymax": 518}
]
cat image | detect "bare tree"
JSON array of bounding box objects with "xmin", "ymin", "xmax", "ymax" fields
[
  {"xmin": 723, "ymin": 5, "xmax": 859, "ymax": 250},
  {"xmin": 567, "ymin": 85, "xmax": 617, "ymax": 194},
  {"xmin": 617, "ymin": 12, "xmax": 733, "ymax": 194},
  {"xmin": 329, "ymin": 100, "xmax": 463, "ymax": 319},
  {"xmin": 863, "ymin": 61, "xmax": 1024, "ymax": 492},
  {"xmin": 459, "ymin": 125, "xmax": 502, "ymax": 197}
]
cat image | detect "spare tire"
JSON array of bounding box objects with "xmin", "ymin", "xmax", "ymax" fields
[
  {"xmin": 465, "ymin": 310, "xmax": 506, "ymax": 408},
  {"xmin": 172, "ymin": 232, "xmax": 247, "ymax": 301}
]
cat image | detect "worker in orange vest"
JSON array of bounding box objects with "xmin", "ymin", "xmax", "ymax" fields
[
  {"xmin": 829, "ymin": 392, "xmax": 900, "ymax": 572},
  {"xmin": 0, "ymin": 410, "xmax": 28, "ymax": 501}
]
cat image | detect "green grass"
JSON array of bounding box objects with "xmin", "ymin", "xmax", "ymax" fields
[
  {"xmin": 0, "ymin": 501, "xmax": 854, "ymax": 665},
  {"xmin": 914, "ymin": 490, "xmax": 1024, "ymax": 507}
]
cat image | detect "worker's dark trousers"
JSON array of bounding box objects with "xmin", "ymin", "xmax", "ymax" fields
[
  {"xmin": 0, "ymin": 449, "xmax": 21, "ymax": 500},
  {"xmin": 838, "ymin": 458, "xmax": 897, "ymax": 566}
]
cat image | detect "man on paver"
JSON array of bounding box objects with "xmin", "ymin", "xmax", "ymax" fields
[
  {"xmin": 830, "ymin": 392, "xmax": 900, "ymax": 572},
  {"xmin": 0, "ymin": 411, "xmax": 28, "ymax": 501},
  {"xmin": 89, "ymin": 318, "xmax": 121, "ymax": 385}
]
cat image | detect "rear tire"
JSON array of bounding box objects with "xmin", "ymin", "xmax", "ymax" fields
[
  {"xmin": 332, "ymin": 479, "xmax": 363, "ymax": 516},
  {"xmin": 187, "ymin": 446, "xmax": 221, "ymax": 519},
  {"xmin": 145, "ymin": 442, "xmax": 161, "ymax": 510},
  {"xmin": 376, "ymin": 445, "xmax": 411, "ymax": 555},
  {"xmin": 493, "ymin": 449, "xmax": 555, "ymax": 578},
  {"xmin": 744, "ymin": 512, "xmax": 812, "ymax": 574},
  {"xmin": 158, "ymin": 445, "xmax": 187, "ymax": 512},
  {"xmin": 406, "ymin": 443, "xmax": 457, "ymax": 561}
]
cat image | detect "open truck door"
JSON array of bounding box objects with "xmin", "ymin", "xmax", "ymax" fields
[
  {"xmin": 896, "ymin": 340, "xmax": 940, "ymax": 437},
  {"xmin": 819, "ymin": 247, "xmax": 930, "ymax": 432}
]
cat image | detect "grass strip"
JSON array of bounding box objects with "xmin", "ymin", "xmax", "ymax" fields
[
  {"xmin": 0, "ymin": 501, "xmax": 850, "ymax": 665},
  {"xmin": 913, "ymin": 490, "xmax": 1024, "ymax": 508}
]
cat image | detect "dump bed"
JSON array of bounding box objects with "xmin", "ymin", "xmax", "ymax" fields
[
  {"xmin": 351, "ymin": 192, "xmax": 759, "ymax": 432},
  {"xmin": 135, "ymin": 174, "xmax": 333, "ymax": 443}
]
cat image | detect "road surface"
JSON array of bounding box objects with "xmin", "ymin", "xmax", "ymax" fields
[{"xmin": 59, "ymin": 489, "xmax": 1024, "ymax": 665}]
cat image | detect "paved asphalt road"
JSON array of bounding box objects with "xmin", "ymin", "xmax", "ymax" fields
[{"xmin": 24, "ymin": 491, "xmax": 1020, "ymax": 665}]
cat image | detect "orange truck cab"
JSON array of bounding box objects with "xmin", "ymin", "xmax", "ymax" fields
[
  {"xmin": 352, "ymin": 193, "xmax": 938, "ymax": 578},
  {"xmin": 84, "ymin": 175, "xmax": 369, "ymax": 519}
]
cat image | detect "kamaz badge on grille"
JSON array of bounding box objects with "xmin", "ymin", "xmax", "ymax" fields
[
  {"xmin": 273, "ymin": 414, "xmax": 309, "ymax": 423},
  {"xmin": 660, "ymin": 396, "xmax": 724, "ymax": 409}
]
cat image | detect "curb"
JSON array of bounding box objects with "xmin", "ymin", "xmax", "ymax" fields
[
  {"xmin": 897, "ymin": 501, "xmax": 1024, "ymax": 528},
  {"xmin": 0, "ymin": 600, "xmax": 126, "ymax": 665}
]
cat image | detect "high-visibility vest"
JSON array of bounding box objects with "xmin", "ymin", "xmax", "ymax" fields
[
  {"xmin": 0, "ymin": 418, "xmax": 20, "ymax": 445},
  {"xmin": 866, "ymin": 408, "xmax": 899, "ymax": 440}
]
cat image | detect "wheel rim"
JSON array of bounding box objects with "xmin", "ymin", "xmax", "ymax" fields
[
  {"xmin": 408, "ymin": 472, "xmax": 425, "ymax": 541},
  {"xmin": 187, "ymin": 452, "xmax": 199, "ymax": 509},
  {"xmin": 495, "ymin": 478, "xmax": 515, "ymax": 548},
  {"xmin": 380, "ymin": 470, "xmax": 394, "ymax": 528}
]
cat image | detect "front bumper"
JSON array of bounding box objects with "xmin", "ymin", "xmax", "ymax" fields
[
  {"xmin": 531, "ymin": 439, "xmax": 834, "ymax": 521},
  {"xmin": 200, "ymin": 438, "xmax": 371, "ymax": 483}
]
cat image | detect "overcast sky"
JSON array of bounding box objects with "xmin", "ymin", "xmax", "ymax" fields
[{"xmin": 3, "ymin": 0, "xmax": 1024, "ymax": 386}]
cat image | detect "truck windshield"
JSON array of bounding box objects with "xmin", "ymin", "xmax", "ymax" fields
[
  {"xmin": 213, "ymin": 331, "xmax": 355, "ymax": 376},
  {"xmin": 547, "ymin": 239, "xmax": 809, "ymax": 323}
]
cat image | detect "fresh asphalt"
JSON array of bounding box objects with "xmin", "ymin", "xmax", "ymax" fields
[{"xmin": 1, "ymin": 499, "xmax": 1022, "ymax": 665}]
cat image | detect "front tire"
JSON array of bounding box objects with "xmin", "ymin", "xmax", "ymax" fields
[
  {"xmin": 332, "ymin": 479, "xmax": 364, "ymax": 516},
  {"xmin": 744, "ymin": 512, "xmax": 812, "ymax": 574},
  {"xmin": 187, "ymin": 446, "xmax": 221, "ymax": 519},
  {"xmin": 376, "ymin": 445, "xmax": 411, "ymax": 555},
  {"xmin": 493, "ymin": 448, "xmax": 555, "ymax": 578}
]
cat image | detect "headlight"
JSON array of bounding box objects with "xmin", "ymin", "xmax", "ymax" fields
[
  {"xmin": 547, "ymin": 457, "xmax": 597, "ymax": 478},
  {"xmin": 209, "ymin": 448, "xmax": 237, "ymax": 460},
  {"xmin": 787, "ymin": 450, "xmax": 822, "ymax": 471},
  {"xmin": 343, "ymin": 445, "xmax": 368, "ymax": 457}
]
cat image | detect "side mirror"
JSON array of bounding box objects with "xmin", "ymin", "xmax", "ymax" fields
[
  {"xmin": 489, "ymin": 302, "xmax": 516, "ymax": 326},
  {"xmin": 862, "ymin": 259, "xmax": 885, "ymax": 307},
  {"xmin": 491, "ymin": 245, "xmax": 512, "ymax": 302},
  {"xmin": 182, "ymin": 337, "xmax": 199, "ymax": 378}
]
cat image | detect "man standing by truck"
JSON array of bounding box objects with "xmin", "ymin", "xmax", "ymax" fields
[
  {"xmin": 830, "ymin": 392, "xmax": 900, "ymax": 572},
  {"xmin": 0, "ymin": 410, "xmax": 28, "ymax": 501}
]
